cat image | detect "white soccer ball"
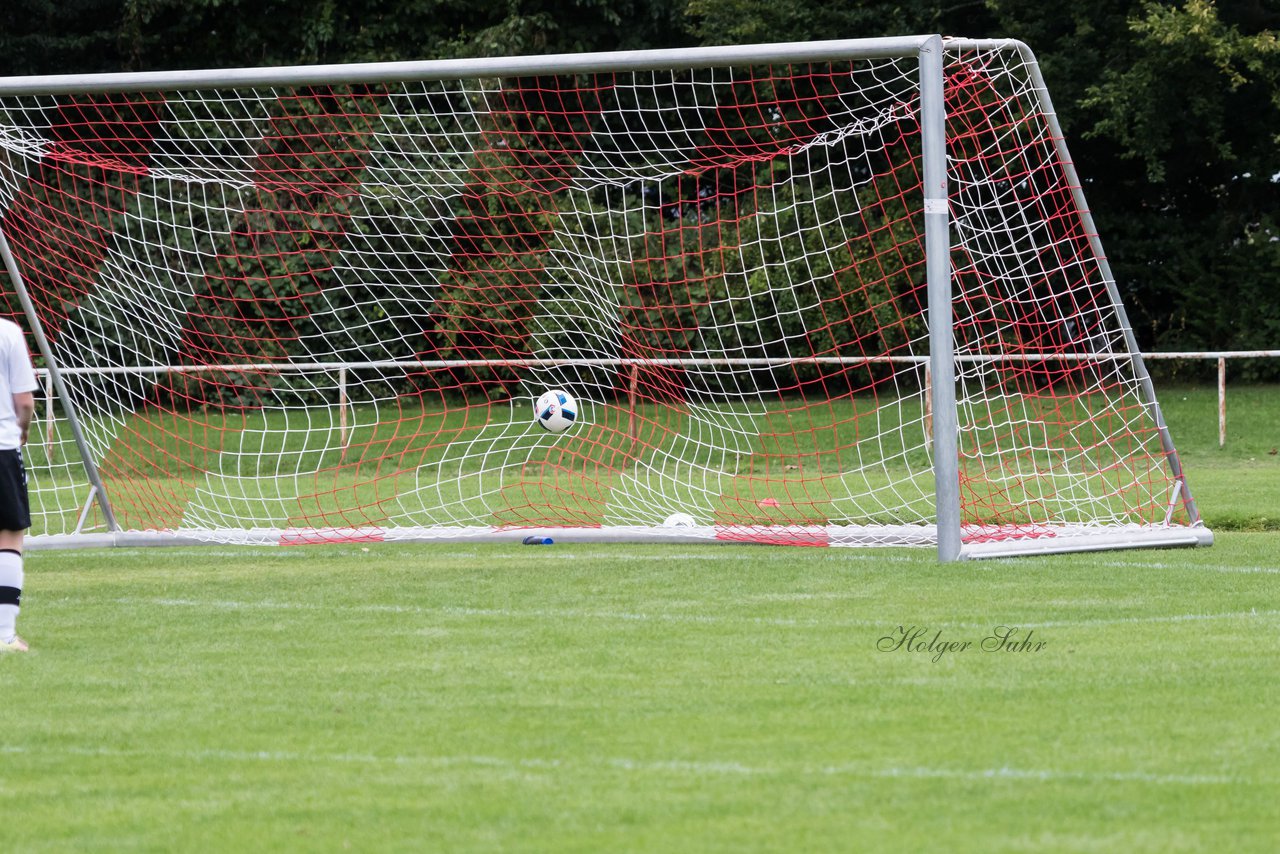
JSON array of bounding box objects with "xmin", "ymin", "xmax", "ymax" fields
[
  {"xmin": 534, "ymin": 389, "xmax": 578, "ymax": 433},
  {"xmin": 663, "ymin": 512, "xmax": 697, "ymax": 528}
]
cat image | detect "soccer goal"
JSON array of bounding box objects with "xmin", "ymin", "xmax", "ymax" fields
[{"xmin": 0, "ymin": 36, "xmax": 1210, "ymax": 559}]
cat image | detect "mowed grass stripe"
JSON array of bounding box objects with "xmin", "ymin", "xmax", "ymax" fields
[
  {"xmin": 37, "ymin": 595, "xmax": 1279, "ymax": 632},
  {"xmin": 0, "ymin": 744, "xmax": 1263, "ymax": 788}
]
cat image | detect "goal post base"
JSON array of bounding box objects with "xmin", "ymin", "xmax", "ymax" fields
[
  {"xmin": 958, "ymin": 524, "xmax": 1214, "ymax": 560},
  {"xmin": 25, "ymin": 523, "xmax": 1213, "ymax": 557}
]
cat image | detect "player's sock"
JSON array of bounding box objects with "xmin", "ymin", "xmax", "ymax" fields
[{"xmin": 0, "ymin": 549, "xmax": 23, "ymax": 642}]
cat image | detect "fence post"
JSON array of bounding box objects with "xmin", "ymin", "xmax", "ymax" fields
[
  {"xmin": 338, "ymin": 366, "xmax": 349, "ymax": 448},
  {"xmin": 628, "ymin": 363, "xmax": 639, "ymax": 452},
  {"xmin": 1218, "ymin": 356, "xmax": 1226, "ymax": 449},
  {"xmin": 44, "ymin": 370, "xmax": 56, "ymax": 462},
  {"xmin": 923, "ymin": 361, "xmax": 933, "ymax": 452}
]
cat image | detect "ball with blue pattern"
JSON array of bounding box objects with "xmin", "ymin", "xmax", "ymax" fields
[{"xmin": 534, "ymin": 389, "xmax": 578, "ymax": 433}]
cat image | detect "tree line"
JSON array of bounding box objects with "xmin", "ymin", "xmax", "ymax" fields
[{"xmin": 1, "ymin": 0, "xmax": 1277, "ymax": 376}]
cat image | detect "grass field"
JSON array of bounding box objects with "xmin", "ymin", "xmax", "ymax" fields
[{"xmin": 1, "ymin": 384, "xmax": 1277, "ymax": 852}]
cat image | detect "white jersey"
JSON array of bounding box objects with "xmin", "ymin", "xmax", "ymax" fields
[{"xmin": 0, "ymin": 319, "xmax": 37, "ymax": 450}]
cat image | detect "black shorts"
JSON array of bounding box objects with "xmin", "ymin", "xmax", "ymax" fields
[{"xmin": 0, "ymin": 448, "xmax": 31, "ymax": 531}]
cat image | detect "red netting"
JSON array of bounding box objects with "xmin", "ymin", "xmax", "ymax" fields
[{"xmin": 0, "ymin": 49, "xmax": 1195, "ymax": 547}]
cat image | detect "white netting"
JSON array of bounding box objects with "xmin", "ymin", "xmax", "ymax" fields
[{"xmin": 0, "ymin": 42, "xmax": 1199, "ymax": 550}]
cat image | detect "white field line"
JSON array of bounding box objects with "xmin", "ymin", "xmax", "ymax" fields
[
  {"xmin": 104, "ymin": 596, "xmax": 1280, "ymax": 631},
  {"xmin": 0, "ymin": 744, "xmax": 1259, "ymax": 787},
  {"xmin": 862, "ymin": 765, "xmax": 1250, "ymax": 787},
  {"xmin": 1092, "ymin": 560, "xmax": 1280, "ymax": 575},
  {"xmin": 1018, "ymin": 608, "xmax": 1280, "ymax": 628}
]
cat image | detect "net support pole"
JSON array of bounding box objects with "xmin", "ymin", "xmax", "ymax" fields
[
  {"xmin": 1014, "ymin": 42, "xmax": 1200, "ymax": 524},
  {"xmin": 920, "ymin": 35, "xmax": 962, "ymax": 562},
  {"xmin": 0, "ymin": 224, "xmax": 120, "ymax": 532}
]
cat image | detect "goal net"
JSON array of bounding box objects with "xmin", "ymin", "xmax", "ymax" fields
[{"xmin": 0, "ymin": 37, "xmax": 1209, "ymax": 558}]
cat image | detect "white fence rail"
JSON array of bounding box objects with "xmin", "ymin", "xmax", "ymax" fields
[
  {"xmin": 32, "ymin": 350, "xmax": 1280, "ymax": 454},
  {"xmin": 1141, "ymin": 350, "xmax": 1280, "ymax": 447}
]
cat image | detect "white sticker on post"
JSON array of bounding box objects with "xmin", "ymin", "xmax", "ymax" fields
[{"xmin": 924, "ymin": 198, "xmax": 948, "ymax": 215}]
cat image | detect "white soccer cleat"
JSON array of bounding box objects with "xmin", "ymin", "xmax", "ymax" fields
[{"xmin": 0, "ymin": 635, "xmax": 29, "ymax": 653}]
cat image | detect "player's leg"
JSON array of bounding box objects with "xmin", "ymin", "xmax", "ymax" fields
[
  {"xmin": 0, "ymin": 530, "xmax": 26, "ymax": 652},
  {"xmin": 0, "ymin": 448, "xmax": 31, "ymax": 652}
]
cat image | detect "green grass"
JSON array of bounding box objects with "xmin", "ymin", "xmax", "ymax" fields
[
  {"xmin": 2, "ymin": 535, "xmax": 1278, "ymax": 851},
  {"xmin": 3, "ymin": 383, "xmax": 1277, "ymax": 851},
  {"xmin": 1154, "ymin": 385, "xmax": 1280, "ymax": 530}
]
